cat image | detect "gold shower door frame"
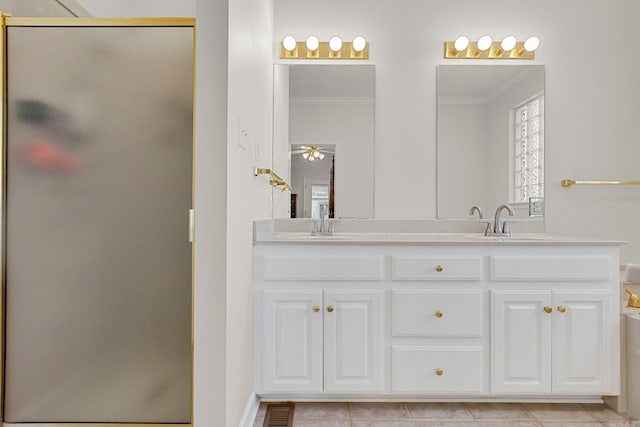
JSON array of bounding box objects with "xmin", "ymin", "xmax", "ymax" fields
[{"xmin": 0, "ymin": 15, "xmax": 195, "ymax": 427}]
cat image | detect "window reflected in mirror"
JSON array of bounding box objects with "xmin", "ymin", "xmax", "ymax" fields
[{"xmin": 437, "ymin": 65, "xmax": 545, "ymax": 220}]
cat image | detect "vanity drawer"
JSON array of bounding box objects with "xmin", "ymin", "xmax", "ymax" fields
[
  {"xmin": 392, "ymin": 346, "xmax": 483, "ymax": 393},
  {"xmin": 391, "ymin": 256, "xmax": 482, "ymax": 281},
  {"xmin": 490, "ymin": 256, "xmax": 612, "ymax": 281},
  {"xmin": 392, "ymin": 290, "xmax": 482, "ymax": 336},
  {"xmin": 262, "ymin": 255, "xmax": 384, "ymax": 281}
]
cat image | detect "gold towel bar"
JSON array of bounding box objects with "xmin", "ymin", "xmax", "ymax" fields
[
  {"xmin": 253, "ymin": 167, "xmax": 292, "ymax": 191},
  {"xmin": 561, "ymin": 179, "xmax": 640, "ymax": 187}
]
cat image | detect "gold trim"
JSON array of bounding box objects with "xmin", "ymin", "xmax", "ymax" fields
[
  {"xmin": 444, "ymin": 40, "xmax": 535, "ymax": 59},
  {"xmin": 561, "ymin": 179, "xmax": 640, "ymax": 187},
  {"xmin": 5, "ymin": 17, "xmax": 195, "ymax": 27},
  {"xmin": 1, "ymin": 11, "xmax": 6, "ymax": 421},
  {"xmin": 253, "ymin": 167, "xmax": 292, "ymax": 191},
  {"xmin": 280, "ymin": 41, "xmax": 369, "ymax": 60}
]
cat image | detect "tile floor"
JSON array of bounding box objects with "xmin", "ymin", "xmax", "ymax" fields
[{"xmin": 254, "ymin": 402, "xmax": 639, "ymax": 427}]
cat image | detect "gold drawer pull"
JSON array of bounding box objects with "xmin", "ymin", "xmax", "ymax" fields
[
  {"xmin": 313, "ymin": 306, "xmax": 320, "ymax": 313},
  {"xmin": 544, "ymin": 306, "xmax": 552, "ymax": 314},
  {"xmin": 557, "ymin": 306, "xmax": 567, "ymax": 313},
  {"xmin": 435, "ymin": 310, "xmax": 443, "ymax": 318},
  {"xmin": 327, "ymin": 306, "xmax": 334, "ymax": 313},
  {"xmin": 436, "ymin": 265, "xmax": 443, "ymax": 272},
  {"xmin": 435, "ymin": 368, "xmax": 444, "ymax": 376}
]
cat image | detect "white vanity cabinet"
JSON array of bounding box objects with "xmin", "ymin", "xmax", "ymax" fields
[
  {"xmin": 490, "ymin": 255, "xmax": 617, "ymax": 395},
  {"xmin": 253, "ymin": 236, "xmax": 621, "ymax": 401},
  {"xmin": 261, "ymin": 289, "xmax": 384, "ymax": 394},
  {"xmin": 256, "ymin": 254, "xmax": 385, "ymax": 394},
  {"xmin": 491, "ymin": 289, "xmax": 613, "ymax": 394}
]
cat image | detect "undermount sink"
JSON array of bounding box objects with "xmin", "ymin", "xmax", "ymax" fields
[{"xmin": 464, "ymin": 233, "xmax": 554, "ymax": 241}]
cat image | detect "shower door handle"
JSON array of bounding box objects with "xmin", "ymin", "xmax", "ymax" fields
[{"xmin": 189, "ymin": 208, "xmax": 195, "ymax": 243}]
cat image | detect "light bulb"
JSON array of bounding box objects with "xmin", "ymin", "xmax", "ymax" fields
[
  {"xmin": 329, "ymin": 36, "xmax": 343, "ymax": 52},
  {"xmin": 501, "ymin": 35, "xmax": 517, "ymax": 51},
  {"xmin": 305, "ymin": 35, "xmax": 319, "ymax": 51},
  {"xmin": 454, "ymin": 35, "xmax": 469, "ymax": 52},
  {"xmin": 302, "ymin": 152, "xmax": 309, "ymax": 159},
  {"xmin": 524, "ymin": 36, "xmax": 540, "ymax": 52},
  {"xmin": 319, "ymin": 153, "xmax": 325, "ymax": 160},
  {"xmin": 314, "ymin": 151, "xmax": 320, "ymax": 158},
  {"xmin": 352, "ymin": 36, "xmax": 366, "ymax": 52},
  {"xmin": 308, "ymin": 155, "xmax": 315, "ymax": 161},
  {"xmin": 477, "ymin": 35, "xmax": 493, "ymax": 51},
  {"xmin": 282, "ymin": 35, "xmax": 297, "ymax": 51}
]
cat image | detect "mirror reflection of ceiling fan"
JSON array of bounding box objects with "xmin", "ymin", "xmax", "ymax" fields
[{"xmin": 290, "ymin": 145, "xmax": 334, "ymax": 162}]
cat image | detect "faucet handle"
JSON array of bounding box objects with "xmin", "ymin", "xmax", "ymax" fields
[{"xmin": 327, "ymin": 221, "xmax": 336, "ymax": 236}]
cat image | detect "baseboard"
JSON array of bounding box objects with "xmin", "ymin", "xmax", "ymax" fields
[{"xmin": 239, "ymin": 391, "xmax": 260, "ymax": 427}]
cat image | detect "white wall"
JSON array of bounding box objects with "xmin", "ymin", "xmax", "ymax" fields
[
  {"xmin": 193, "ymin": 1, "xmax": 228, "ymax": 426},
  {"xmin": 437, "ymin": 102, "xmax": 487, "ymax": 218},
  {"xmin": 226, "ymin": 0, "xmax": 275, "ymax": 425},
  {"xmin": 274, "ymin": 0, "xmax": 640, "ymax": 262},
  {"xmin": 77, "ymin": 0, "xmax": 195, "ymax": 17},
  {"xmin": 272, "ymin": 65, "xmax": 291, "ymax": 218}
]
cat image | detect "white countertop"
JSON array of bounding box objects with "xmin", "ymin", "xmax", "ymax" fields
[{"xmin": 254, "ymin": 232, "xmax": 626, "ymax": 246}]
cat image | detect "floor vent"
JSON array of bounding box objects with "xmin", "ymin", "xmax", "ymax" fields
[{"xmin": 263, "ymin": 402, "xmax": 294, "ymax": 427}]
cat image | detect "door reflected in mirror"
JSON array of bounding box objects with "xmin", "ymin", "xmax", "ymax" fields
[
  {"xmin": 272, "ymin": 64, "xmax": 375, "ymax": 219},
  {"xmin": 437, "ymin": 65, "xmax": 545, "ymax": 219},
  {"xmin": 290, "ymin": 144, "xmax": 335, "ymax": 218}
]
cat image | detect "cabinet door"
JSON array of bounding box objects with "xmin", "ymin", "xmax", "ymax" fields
[
  {"xmin": 491, "ymin": 290, "xmax": 552, "ymax": 394},
  {"xmin": 262, "ymin": 289, "xmax": 323, "ymax": 392},
  {"xmin": 324, "ymin": 290, "xmax": 384, "ymax": 393},
  {"xmin": 553, "ymin": 290, "xmax": 614, "ymax": 394}
]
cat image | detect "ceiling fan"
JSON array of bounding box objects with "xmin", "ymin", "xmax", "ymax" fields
[{"xmin": 290, "ymin": 145, "xmax": 334, "ymax": 162}]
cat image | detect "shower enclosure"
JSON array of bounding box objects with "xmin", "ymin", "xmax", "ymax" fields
[{"xmin": 2, "ymin": 17, "xmax": 194, "ymax": 424}]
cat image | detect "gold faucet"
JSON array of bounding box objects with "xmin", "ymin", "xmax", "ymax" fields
[{"xmin": 625, "ymin": 288, "xmax": 640, "ymax": 308}]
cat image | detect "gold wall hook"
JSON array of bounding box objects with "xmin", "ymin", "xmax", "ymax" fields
[
  {"xmin": 253, "ymin": 167, "xmax": 292, "ymax": 192},
  {"xmin": 626, "ymin": 288, "xmax": 640, "ymax": 308}
]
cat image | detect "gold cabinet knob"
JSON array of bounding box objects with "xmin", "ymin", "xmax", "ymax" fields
[
  {"xmin": 313, "ymin": 306, "xmax": 320, "ymax": 313},
  {"xmin": 557, "ymin": 306, "xmax": 567, "ymax": 313},
  {"xmin": 327, "ymin": 306, "xmax": 334, "ymax": 313},
  {"xmin": 435, "ymin": 368, "xmax": 443, "ymax": 376},
  {"xmin": 544, "ymin": 306, "xmax": 552, "ymax": 314},
  {"xmin": 435, "ymin": 310, "xmax": 443, "ymax": 318},
  {"xmin": 436, "ymin": 265, "xmax": 443, "ymax": 272}
]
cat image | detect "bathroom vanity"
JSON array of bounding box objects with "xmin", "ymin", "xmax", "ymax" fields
[{"xmin": 253, "ymin": 231, "xmax": 622, "ymax": 402}]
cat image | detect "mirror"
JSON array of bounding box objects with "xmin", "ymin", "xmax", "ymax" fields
[
  {"xmin": 272, "ymin": 64, "xmax": 375, "ymax": 219},
  {"xmin": 437, "ymin": 65, "xmax": 545, "ymax": 219}
]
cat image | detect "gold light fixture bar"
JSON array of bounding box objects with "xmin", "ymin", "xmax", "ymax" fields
[
  {"xmin": 280, "ymin": 41, "xmax": 369, "ymax": 60},
  {"xmin": 254, "ymin": 167, "xmax": 292, "ymax": 191},
  {"xmin": 561, "ymin": 179, "xmax": 640, "ymax": 187},
  {"xmin": 444, "ymin": 40, "xmax": 536, "ymax": 59}
]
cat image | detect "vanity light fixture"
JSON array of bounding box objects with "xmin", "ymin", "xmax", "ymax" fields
[
  {"xmin": 282, "ymin": 35, "xmax": 297, "ymax": 52},
  {"xmin": 329, "ymin": 36, "xmax": 343, "ymax": 52},
  {"xmin": 477, "ymin": 35, "xmax": 493, "ymax": 51},
  {"xmin": 444, "ymin": 34, "xmax": 540, "ymax": 59},
  {"xmin": 279, "ymin": 35, "xmax": 369, "ymax": 59},
  {"xmin": 454, "ymin": 35, "xmax": 470, "ymax": 52}
]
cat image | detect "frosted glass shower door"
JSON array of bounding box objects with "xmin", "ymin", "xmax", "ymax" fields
[{"xmin": 4, "ymin": 24, "xmax": 193, "ymax": 423}]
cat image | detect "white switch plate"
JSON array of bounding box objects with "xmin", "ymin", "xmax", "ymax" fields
[{"xmin": 238, "ymin": 118, "xmax": 248, "ymax": 151}]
